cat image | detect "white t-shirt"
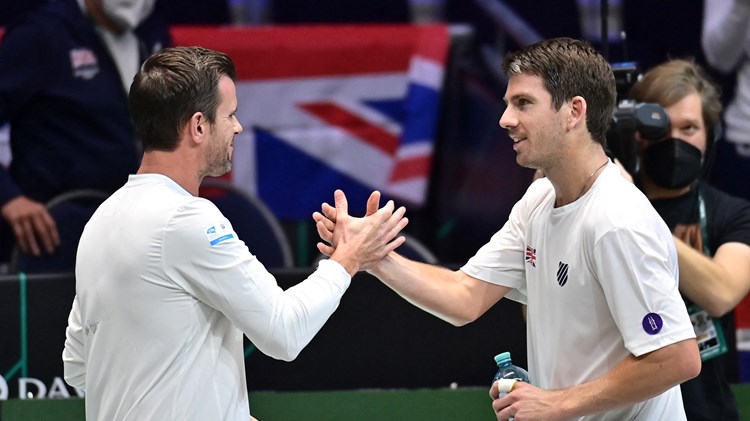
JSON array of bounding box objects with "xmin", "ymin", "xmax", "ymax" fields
[
  {"xmin": 63, "ymin": 174, "xmax": 352, "ymax": 420},
  {"xmin": 462, "ymin": 163, "xmax": 695, "ymax": 421}
]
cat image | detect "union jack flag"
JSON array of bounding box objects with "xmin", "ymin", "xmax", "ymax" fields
[
  {"xmin": 171, "ymin": 24, "xmax": 449, "ymax": 219},
  {"xmin": 525, "ymin": 245, "xmax": 537, "ymax": 267}
]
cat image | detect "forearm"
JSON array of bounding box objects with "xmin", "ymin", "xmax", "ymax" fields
[
  {"xmin": 253, "ymin": 259, "xmax": 351, "ymax": 361},
  {"xmin": 370, "ymin": 252, "xmax": 508, "ymax": 326},
  {"xmin": 676, "ymin": 238, "xmax": 750, "ymax": 316},
  {"xmin": 554, "ymin": 340, "xmax": 700, "ymax": 419}
]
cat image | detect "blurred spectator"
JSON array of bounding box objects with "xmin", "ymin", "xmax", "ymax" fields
[
  {"xmin": 629, "ymin": 58, "xmax": 750, "ymax": 421},
  {"xmin": 0, "ymin": 0, "xmax": 169, "ymax": 266},
  {"xmin": 702, "ymin": 0, "xmax": 750, "ymax": 202}
]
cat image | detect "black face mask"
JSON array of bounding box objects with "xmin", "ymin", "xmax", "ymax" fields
[{"xmin": 642, "ymin": 138, "xmax": 702, "ymax": 189}]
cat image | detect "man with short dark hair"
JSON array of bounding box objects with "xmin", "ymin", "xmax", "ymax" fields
[
  {"xmin": 62, "ymin": 46, "xmax": 409, "ymax": 420},
  {"xmin": 315, "ymin": 38, "xmax": 701, "ymax": 420}
]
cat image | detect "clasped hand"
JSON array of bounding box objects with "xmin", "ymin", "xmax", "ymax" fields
[{"xmin": 312, "ymin": 189, "xmax": 408, "ymax": 274}]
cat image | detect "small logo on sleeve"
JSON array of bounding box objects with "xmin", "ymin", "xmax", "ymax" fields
[
  {"xmin": 205, "ymin": 222, "xmax": 235, "ymax": 246},
  {"xmin": 642, "ymin": 313, "xmax": 664, "ymax": 335},
  {"xmin": 525, "ymin": 245, "xmax": 537, "ymax": 267}
]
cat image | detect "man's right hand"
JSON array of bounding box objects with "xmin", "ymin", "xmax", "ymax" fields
[
  {"xmin": 314, "ymin": 190, "xmax": 408, "ymax": 276},
  {"xmin": 1, "ymin": 195, "xmax": 59, "ymax": 256}
]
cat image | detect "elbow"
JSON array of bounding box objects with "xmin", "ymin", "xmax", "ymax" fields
[
  {"xmin": 63, "ymin": 364, "xmax": 86, "ymax": 391},
  {"xmin": 256, "ymin": 340, "xmax": 304, "ymax": 362},
  {"xmin": 441, "ymin": 307, "xmax": 483, "ymax": 327},
  {"xmin": 62, "ymin": 347, "xmax": 86, "ymax": 390},
  {"xmin": 684, "ymin": 355, "xmax": 702, "ymax": 383},
  {"xmin": 679, "ymin": 340, "xmax": 702, "ymax": 383},
  {"xmin": 700, "ymin": 42, "xmax": 734, "ymax": 73},
  {"xmin": 710, "ymin": 61, "xmax": 735, "ymax": 74},
  {"xmin": 700, "ymin": 290, "xmax": 739, "ymax": 318},
  {"xmin": 704, "ymin": 301, "xmax": 734, "ymax": 318},
  {"xmin": 280, "ymin": 346, "xmax": 302, "ymax": 362},
  {"xmin": 703, "ymin": 53, "xmax": 735, "ymax": 74},
  {"xmin": 275, "ymin": 353, "xmax": 299, "ymax": 363},
  {"xmin": 448, "ymin": 316, "xmax": 472, "ymax": 327}
]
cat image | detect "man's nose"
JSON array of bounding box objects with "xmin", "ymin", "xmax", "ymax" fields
[
  {"xmin": 670, "ymin": 127, "xmax": 680, "ymax": 139},
  {"xmin": 499, "ymin": 107, "xmax": 515, "ymax": 130}
]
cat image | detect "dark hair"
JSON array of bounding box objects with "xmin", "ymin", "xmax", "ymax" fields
[
  {"xmin": 630, "ymin": 59, "xmax": 722, "ymax": 141},
  {"xmin": 502, "ymin": 38, "xmax": 616, "ymax": 146},
  {"xmin": 128, "ymin": 46, "xmax": 237, "ymax": 151}
]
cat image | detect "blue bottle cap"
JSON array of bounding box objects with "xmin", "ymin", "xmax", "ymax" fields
[{"xmin": 494, "ymin": 352, "xmax": 511, "ymax": 365}]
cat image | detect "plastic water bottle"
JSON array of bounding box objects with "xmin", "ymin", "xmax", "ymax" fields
[{"xmin": 492, "ymin": 352, "xmax": 530, "ymax": 395}]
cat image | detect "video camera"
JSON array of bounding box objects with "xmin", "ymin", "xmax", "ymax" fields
[{"xmin": 606, "ymin": 62, "xmax": 671, "ymax": 175}]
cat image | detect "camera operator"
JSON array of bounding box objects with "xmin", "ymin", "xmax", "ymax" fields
[{"xmin": 626, "ymin": 59, "xmax": 750, "ymax": 421}]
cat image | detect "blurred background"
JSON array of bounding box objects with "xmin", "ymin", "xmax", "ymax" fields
[
  {"xmin": 1, "ymin": 0, "xmax": 728, "ymax": 268},
  {"xmin": 2, "ymin": 1, "xmax": 750, "ymax": 418}
]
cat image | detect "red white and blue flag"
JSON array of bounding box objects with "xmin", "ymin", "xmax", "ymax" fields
[
  {"xmin": 171, "ymin": 25, "xmax": 450, "ymax": 219},
  {"xmin": 525, "ymin": 245, "xmax": 536, "ymax": 267}
]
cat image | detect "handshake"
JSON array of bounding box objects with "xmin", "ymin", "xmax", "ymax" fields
[{"xmin": 312, "ymin": 189, "xmax": 409, "ymax": 276}]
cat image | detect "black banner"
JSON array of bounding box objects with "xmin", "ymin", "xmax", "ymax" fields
[{"xmin": 0, "ymin": 270, "xmax": 527, "ymax": 398}]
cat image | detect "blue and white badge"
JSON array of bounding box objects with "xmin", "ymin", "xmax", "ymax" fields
[{"xmin": 204, "ymin": 222, "xmax": 235, "ymax": 246}]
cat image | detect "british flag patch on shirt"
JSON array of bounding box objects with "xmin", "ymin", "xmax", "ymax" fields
[{"xmin": 525, "ymin": 245, "xmax": 537, "ymax": 267}]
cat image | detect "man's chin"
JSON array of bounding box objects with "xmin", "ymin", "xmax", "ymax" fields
[{"xmin": 205, "ymin": 163, "xmax": 232, "ymax": 178}]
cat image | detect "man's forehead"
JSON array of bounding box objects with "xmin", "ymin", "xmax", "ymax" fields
[{"xmin": 504, "ymin": 74, "xmax": 549, "ymax": 100}]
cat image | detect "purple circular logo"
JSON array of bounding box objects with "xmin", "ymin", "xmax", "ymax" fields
[{"xmin": 642, "ymin": 313, "xmax": 663, "ymax": 335}]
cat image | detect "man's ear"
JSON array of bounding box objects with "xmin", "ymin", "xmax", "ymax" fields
[
  {"xmin": 567, "ymin": 96, "xmax": 587, "ymax": 131},
  {"xmin": 190, "ymin": 111, "xmax": 207, "ymax": 144}
]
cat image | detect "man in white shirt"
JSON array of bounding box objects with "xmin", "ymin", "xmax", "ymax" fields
[
  {"xmin": 314, "ymin": 38, "xmax": 700, "ymax": 421},
  {"xmin": 62, "ymin": 45, "xmax": 409, "ymax": 420}
]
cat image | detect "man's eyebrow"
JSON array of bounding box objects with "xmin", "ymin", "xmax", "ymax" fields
[{"xmin": 504, "ymin": 93, "xmax": 531, "ymax": 104}]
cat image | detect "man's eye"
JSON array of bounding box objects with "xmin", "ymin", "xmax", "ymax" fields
[{"xmin": 682, "ymin": 125, "xmax": 698, "ymax": 134}]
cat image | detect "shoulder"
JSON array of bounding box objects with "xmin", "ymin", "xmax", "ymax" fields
[
  {"xmin": 699, "ymin": 181, "xmax": 750, "ymax": 246},
  {"xmin": 585, "ymin": 164, "xmax": 671, "ymax": 241},
  {"xmin": 167, "ymin": 195, "xmax": 226, "ymax": 231},
  {"xmin": 589, "ymin": 164, "xmax": 655, "ymax": 219},
  {"xmin": 125, "ymin": 175, "xmax": 226, "ymax": 233},
  {"xmin": 163, "ymin": 195, "xmax": 241, "ymax": 249},
  {"xmin": 700, "ymin": 181, "xmax": 750, "ymax": 211}
]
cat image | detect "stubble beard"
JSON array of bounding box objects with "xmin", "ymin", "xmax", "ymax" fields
[{"xmin": 205, "ymin": 156, "xmax": 232, "ymax": 178}]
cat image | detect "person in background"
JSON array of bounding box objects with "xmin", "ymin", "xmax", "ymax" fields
[
  {"xmin": 62, "ymin": 45, "xmax": 409, "ymax": 420},
  {"xmin": 702, "ymin": 0, "xmax": 750, "ymax": 163},
  {"xmin": 0, "ymin": 0, "xmax": 169, "ymax": 262},
  {"xmin": 315, "ymin": 37, "xmax": 700, "ymax": 421},
  {"xmin": 628, "ymin": 59, "xmax": 750, "ymax": 421}
]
